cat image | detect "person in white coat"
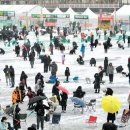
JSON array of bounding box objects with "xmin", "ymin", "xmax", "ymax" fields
[
  {"xmin": 62, "ymin": 54, "xmax": 65, "ymax": 65},
  {"xmin": 0, "ymin": 117, "xmax": 8, "ymax": 130},
  {"xmin": 35, "ymin": 79, "xmax": 43, "ymax": 93}
]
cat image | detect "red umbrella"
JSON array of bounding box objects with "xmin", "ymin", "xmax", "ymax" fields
[{"xmin": 57, "ymin": 86, "xmax": 69, "ymax": 94}]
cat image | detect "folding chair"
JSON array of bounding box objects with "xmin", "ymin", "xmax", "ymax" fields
[
  {"xmin": 3, "ymin": 105, "xmax": 15, "ymax": 117},
  {"xmin": 73, "ymin": 103, "xmax": 84, "ymax": 114},
  {"xmin": 86, "ymin": 116, "xmax": 97, "ymax": 127},
  {"xmin": 19, "ymin": 113, "xmax": 27, "ymax": 124},
  {"xmin": 50, "ymin": 112, "xmax": 61, "ymax": 130},
  {"xmin": 86, "ymin": 99, "xmax": 96, "ymax": 112}
]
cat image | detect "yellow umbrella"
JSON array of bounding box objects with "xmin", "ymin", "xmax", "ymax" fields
[{"xmin": 101, "ymin": 95, "xmax": 121, "ymax": 113}]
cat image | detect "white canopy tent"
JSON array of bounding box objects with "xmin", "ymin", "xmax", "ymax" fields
[
  {"xmin": 115, "ymin": 5, "xmax": 130, "ymax": 30},
  {"xmin": 115, "ymin": 5, "xmax": 130, "ymax": 21},
  {"xmin": 82, "ymin": 8, "xmax": 98, "ymax": 28},
  {"xmin": 42, "ymin": 7, "xmax": 50, "ymax": 14},
  {"xmin": 65, "ymin": 7, "xmax": 78, "ymax": 21},
  {"xmin": 0, "ymin": 5, "xmax": 12, "ymax": 11},
  {"xmin": 52, "ymin": 7, "xmax": 63, "ymax": 14}
]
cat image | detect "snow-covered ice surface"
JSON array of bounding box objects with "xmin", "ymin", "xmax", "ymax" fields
[{"xmin": 0, "ymin": 32, "xmax": 130, "ymax": 130}]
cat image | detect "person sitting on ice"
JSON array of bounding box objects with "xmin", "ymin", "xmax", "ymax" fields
[
  {"xmin": 73, "ymin": 86, "xmax": 86, "ymax": 99},
  {"xmin": 77, "ymin": 55, "xmax": 84, "ymax": 65}
]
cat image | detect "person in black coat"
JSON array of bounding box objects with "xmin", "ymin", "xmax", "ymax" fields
[
  {"xmin": 107, "ymin": 113, "xmax": 116, "ymax": 123},
  {"xmin": 128, "ymin": 36, "xmax": 130, "ymax": 48},
  {"xmin": 102, "ymin": 122, "xmax": 117, "ymax": 130},
  {"xmin": 15, "ymin": 43, "xmax": 20, "ymax": 57},
  {"xmin": 52, "ymin": 81, "xmax": 60, "ymax": 104},
  {"xmin": 35, "ymin": 73, "xmax": 44, "ymax": 88},
  {"xmin": 103, "ymin": 42, "xmax": 108, "ymax": 53},
  {"xmin": 9, "ymin": 66, "xmax": 15, "ymax": 88},
  {"xmin": 22, "ymin": 48, "xmax": 27, "ymax": 61},
  {"xmin": 126, "ymin": 72, "xmax": 130, "ymax": 84},
  {"xmin": 123, "ymin": 32, "xmax": 126, "ymax": 43},
  {"xmin": 13, "ymin": 104, "xmax": 21, "ymax": 130},
  {"xmin": 105, "ymin": 88, "xmax": 113, "ymax": 96},
  {"xmin": 94, "ymin": 73, "xmax": 100, "ymax": 93},
  {"xmin": 19, "ymin": 81, "xmax": 25, "ymax": 102},
  {"xmin": 29, "ymin": 50, "xmax": 35, "ymax": 68},
  {"xmin": 20, "ymin": 71, "xmax": 28, "ymax": 88},
  {"xmin": 90, "ymin": 34, "xmax": 94, "ymax": 51},
  {"xmin": 60, "ymin": 92, "xmax": 68, "ymax": 112},
  {"xmin": 73, "ymin": 86, "xmax": 85, "ymax": 99},
  {"xmin": 77, "ymin": 55, "xmax": 84, "ymax": 65},
  {"xmin": 127, "ymin": 58, "xmax": 130, "ymax": 73},
  {"xmin": 104, "ymin": 57, "xmax": 108, "ymax": 76},
  {"xmin": 42, "ymin": 54, "xmax": 52, "ymax": 73},
  {"xmin": 35, "ymin": 100, "xmax": 50, "ymax": 130},
  {"xmin": 94, "ymin": 39, "xmax": 98, "ymax": 48},
  {"xmin": 65, "ymin": 67, "xmax": 70, "ymax": 82}
]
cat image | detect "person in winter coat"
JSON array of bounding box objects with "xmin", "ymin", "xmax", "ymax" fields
[
  {"xmin": 19, "ymin": 81, "xmax": 26, "ymax": 102},
  {"xmin": 29, "ymin": 50, "xmax": 35, "ymax": 68},
  {"xmin": 62, "ymin": 54, "xmax": 65, "ymax": 65},
  {"xmin": 104, "ymin": 57, "xmax": 108, "ymax": 76},
  {"xmin": 9, "ymin": 66, "xmax": 15, "ymax": 88},
  {"xmin": 59, "ymin": 44, "xmax": 65, "ymax": 53},
  {"xmin": 123, "ymin": 32, "xmax": 126, "ymax": 43},
  {"xmin": 49, "ymin": 42, "xmax": 54, "ymax": 55},
  {"xmin": 40, "ymin": 43, "xmax": 45, "ymax": 53},
  {"xmin": 28, "ymin": 124, "xmax": 37, "ymax": 130},
  {"xmin": 20, "ymin": 71, "xmax": 28, "ymax": 88},
  {"xmin": 94, "ymin": 73, "xmax": 100, "ymax": 93},
  {"xmin": 103, "ymin": 42, "xmax": 108, "ymax": 53},
  {"xmin": 105, "ymin": 88, "xmax": 113, "ymax": 96},
  {"xmin": 80, "ymin": 43, "xmax": 85, "ymax": 58},
  {"xmin": 35, "ymin": 73, "xmax": 44, "ymax": 87},
  {"xmin": 34, "ymin": 43, "xmax": 41, "ymax": 57},
  {"xmin": 102, "ymin": 122, "xmax": 117, "ymax": 130},
  {"xmin": 35, "ymin": 79, "xmax": 43, "ymax": 93},
  {"xmin": 22, "ymin": 47, "xmax": 27, "ymax": 61},
  {"xmin": 50, "ymin": 61, "xmax": 58, "ymax": 76},
  {"xmin": 98, "ymin": 66, "xmax": 104, "ymax": 81},
  {"xmin": 77, "ymin": 55, "xmax": 84, "ymax": 65},
  {"xmin": 52, "ymin": 81, "xmax": 60, "ymax": 104},
  {"xmin": 15, "ymin": 43, "xmax": 20, "ymax": 57},
  {"xmin": 12, "ymin": 87, "xmax": 21, "ymax": 104},
  {"xmin": 73, "ymin": 86, "xmax": 85, "ymax": 99},
  {"xmin": 60, "ymin": 92, "xmax": 68, "ymax": 113},
  {"xmin": 0, "ymin": 116, "xmax": 8, "ymax": 130},
  {"xmin": 90, "ymin": 34, "xmax": 94, "ymax": 51},
  {"xmin": 107, "ymin": 63, "xmax": 114, "ymax": 83},
  {"xmin": 127, "ymin": 93, "xmax": 130, "ymax": 109},
  {"xmin": 127, "ymin": 57, "xmax": 130, "ymax": 73},
  {"xmin": 128, "ymin": 36, "xmax": 130, "ymax": 48},
  {"xmin": 3, "ymin": 65, "xmax": 10, "ymax": 85},
  {"xmin": 126, "ymin": 72, "xmax": 130, "ymax": 84},
  {"xmin": 35, "ymin": 100, "xmax": 50, "ymax": 130},
  {"xmin": 13, "ymin": 104, "xmax": 21, "ymax": 130},
  {"xmin": 27, "ymin": 87, "xmax": 36, "ymax": 110},
  {"xmin": 65, "ymin": 67, "xmax": 70, "ymax": 82},
  {"xmin": 107, "ymin": 112, "xmax": 116, "ymax": 123},
  {"xmin": 42, "ymin": 54, "xmax": 52, "ymax": 73}
]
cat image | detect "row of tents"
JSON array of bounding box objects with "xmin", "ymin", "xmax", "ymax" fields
[{"xmin": 0, "ymin": 5, "xmax": 130, "ymax": 29}]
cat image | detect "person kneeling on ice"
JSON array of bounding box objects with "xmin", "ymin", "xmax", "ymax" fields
[{"xmin": 77, "ymin": 55, "xmax": 84, "ymax": 65}]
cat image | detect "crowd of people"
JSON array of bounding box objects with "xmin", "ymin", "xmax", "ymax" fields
[{"xmin": 0, "ymin": 24, "xmax": 130, "ymax": 130}]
